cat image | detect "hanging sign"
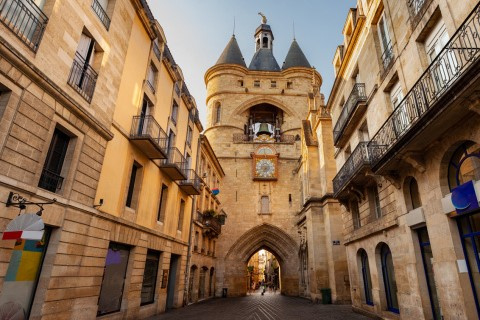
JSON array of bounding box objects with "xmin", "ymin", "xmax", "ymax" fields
[
  {"xmin": 451, "ymin": 180, "xmax": 479, "ymax": 214},
  {"xmin": 2, "ymin": 214, "xmax": 45, "ymax": 240}
]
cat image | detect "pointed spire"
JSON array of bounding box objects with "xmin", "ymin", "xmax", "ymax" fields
[
  {"xmin": 282, "ymin": 39, "xmax": 311, "ymax": 70},
  {"xmin": 215, "ymin": 35, "xmax": 246, "ymax": 67}
]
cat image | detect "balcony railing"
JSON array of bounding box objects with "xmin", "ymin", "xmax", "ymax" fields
[
  {"xmin": 160, "ymin": 147, "xmax": 187, "ymax": 180},
  {"xmin": 153, "ymin": 41, "xmax": 161, "ymax": 60},
  {"xmin": 368, "ymin": 3, "xmax": 480, "ymax": 167},
  {"xmin": 130, "ymin": 116, "xmax": 167, "ymax": 159},
  {"xmin": 333, "ymin": 83, "xmax": 367, "ymax": 145},
  {"xmin": 178, "ymin": 169, "xmax": 202, "ymax": 195},
  {"xmin": 381, "ymin": 41, "xmax": 394, "ymax": 75},
  {"xmin": 68, "ymin": 52, "xmax": 98, "ymax": 103},
  {"xmin": 0, "ymin": 0, "xmax": 48, "ymax": 52},
  {"xmin": 38, "ymin": 169, "xmax": 64, "ymax": 192},
  {"xmin": 91, "ymin": 0, "xmax": 110, "ymax": 30},
  {"xmin": 203, "ymin": 216, "xmax": 221, "ymax": 235},
  {"xmin": 233, "ymin": 133, "xmax": 295, "ymax": 144},
  {"xmin": 333, "ymin": 142, "xmax": 371, "ymax": 196}
]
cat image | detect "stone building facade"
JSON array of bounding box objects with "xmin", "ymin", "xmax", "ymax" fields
[
  {"xmin": 329, "ymin": 0, "xmax": 480, "ymax": 318},
  {"xmin": 204, "ymin": 17, "xmax": 349, "ymax": 301},
  {"xmin": 0, "ymin": 0, "xmax": 204, "ymax": 319}
]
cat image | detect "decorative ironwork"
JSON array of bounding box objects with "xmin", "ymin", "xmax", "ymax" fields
[
  {"xmin": 178, "ymin": 169, "xmax": 202, "ymax": 191},
  {"xmin": 368, "ymin": 3, "xmax": 480, "ymax": 167},
  {"xmin": 68, "ymin": 52, "xmax": 98, "ymax": 103},
  {"xmin": 381, "ymin": 41, "xmax": 395, "ymax": 75},
  {"xmin": 333, "ymin": 83, "xmax": 367, "ymax": 144},
  {"xmin": 39, "ymin": 169, "xmax": 64, "ymax": 193},
  {"xmin": 91, "ymin": 0, "xmax": 110, "ymax": 30},
  {"xmin": 333, "ymin": 142, "xmax": 371, "ymax": 195},
  {"xmin": 0, "ymin": 0, "xmax": 48, "ymax": 52},
  {"xmin": 153, "ymin": 41, "xmax": 161, "ymax": 60},
  {"xmin": 130, "ymin": 115, "xmax": 168, "ymax": 151},
  {"xmin": 6, "ymin": 192, "xmax": 56, "ymax": 215},
  {"xmin": 162, "ymin": 147, "xmax": 186, "ymax": 168},
  {"xmin": 233, "ymin": 133, "xmax": 295, "ymax": 144}
]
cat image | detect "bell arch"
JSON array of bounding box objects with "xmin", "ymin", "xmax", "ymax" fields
[
  {"xmin": 223, "ymin": 223, "xmax": 299, "ymax": 297},
  {"xmin": 232, "ymin": 96, "xmax": 298, "ymax": 118}
]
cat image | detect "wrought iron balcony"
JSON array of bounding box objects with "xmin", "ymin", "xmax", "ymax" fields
[
  {"xmin": 178, "ymin": 169, "xmax": 202, "ymax": 195},
  {"xmin": 91, "ymin": 0, "xmax": 110, "ymax": 30},
  {"xmin": 130, "ymin": 116, "xmax": 167, "ymax": 159},
  {"xmin": 333, "ymin": 142, "xmax": 371, "ymax": 197},
  {"xmin": 381, "ymin": 41, "xmax": 394, "ymax": 76},
  {"xmin": 153, "ymin": 41, "xmax": 161, "ymax": 60},
  {"xmin": 0, "ymin": 0, "xmax": 48, "ymax": 52},
  {"xmin": 333, "ymin": 83, "xmax": 367, "ymax": 146},
  {"xmin": 68, "ymin": 52, "xmax": 98, "ymax": 103},
  {"xmin": 159, "ymin": 147, "xmax": 187, "ymax": 180},
  {"xmin": 368, "ymin": 3, "xmax": 480, "ymax": 170},
  {"xmin": 38, "ymin": 169, "xmax": 64, "ymax": 193},
  {"xmin": 203, "ymin": 215, "xmax": 221, "ymax": 236}
]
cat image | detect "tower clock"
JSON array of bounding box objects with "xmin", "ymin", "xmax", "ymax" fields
[{"xmin": 252, "ymin": 146, "xmax": 278, "ymax": 180}]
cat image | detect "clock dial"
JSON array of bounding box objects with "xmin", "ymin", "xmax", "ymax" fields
[{"xmin": 255, "ymin": 159, "xmax": 275, "ymax": 178}]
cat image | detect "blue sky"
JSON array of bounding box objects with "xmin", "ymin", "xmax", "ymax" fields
[{"xmin": 149, "ymin": 0, "xmax": 357, "ymax": 124}]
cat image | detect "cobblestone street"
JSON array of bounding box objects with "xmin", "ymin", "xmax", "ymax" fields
[{"xmin": 149, "ymin": 292, "xmax": 370, "ymax": 320}]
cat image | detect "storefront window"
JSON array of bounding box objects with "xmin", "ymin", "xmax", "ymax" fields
[{"xmin": 141, "ymin": 250, "xmax": 160, "ymax": 305}]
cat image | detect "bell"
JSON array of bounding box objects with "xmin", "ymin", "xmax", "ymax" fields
[{"xmin": 257, "ymin": 123, "xmax": 271, "ymax": 136}]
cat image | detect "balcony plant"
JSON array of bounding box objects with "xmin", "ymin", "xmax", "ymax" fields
[{"xmin": 203, "ymin": 209, "xmax": 217, "ymax": 217}]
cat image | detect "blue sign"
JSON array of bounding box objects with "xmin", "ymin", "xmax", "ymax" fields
[{"xmin": 451, "ymin": 180, "xmax": 479, "ymax": 214}]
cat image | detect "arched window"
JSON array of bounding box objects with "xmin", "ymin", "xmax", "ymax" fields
[
  {"xmin": 404, "ymin": 177, "xmax": 422, "ymax": 211},
  {"xmin": 359, "ymin": 249, "xmax": 373, "ymax": 306},
  {"xmin": 448, "ymin": 142, "xmax": 480, "ymax": 191},
  {"xmin": 262, "ymin": 36, "xmax": 268, "ymax": 48},
  {"xmin": 351, "ymin": 200, "xmax": 361, "ymax": 229},
  {"xmin": 380, "ymin": 244, "xmax": 399, "ymax": 313},
  {"xmin": 214, "ymin": 103, "xmax": 221, "ymax": 124}
]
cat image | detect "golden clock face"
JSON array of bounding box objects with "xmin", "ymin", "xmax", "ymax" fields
[{"xmin": 255, "ymin": 159, "xmax": 275, "ymax": 178}]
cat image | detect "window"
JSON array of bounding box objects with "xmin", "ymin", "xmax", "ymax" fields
[
  {"xmin": 146, "ymin": 63, "xmax": 157, "ymax": 93},
  {"xmin": 390, "ymin": 82, "xmax": 404, "ymax": 109},
  {"xmin": 39, "ymin": 128, "xmax": 70, "ymax": 192},
  {"xmin": 271, "ymin": 81, "xmax": 277, "ymax": 88},
  {"xmin": 351, "ymin": 200, "xmax": 361, "ymax": 229},
  {"xmin": 262, "ymin": 36, "xmax": 268, "ymax": 48},
  {"xmin": 214, "ymin": 103, "xmax": 221, "ymax": 124},
  {"xmin": 425, "ymin": 20, "xmax": 449, "ymax": 62},
  {"xmin": 380, "ymin": 244, "xmax": 399, "ymax": 313},
  {"xmin": 286, "ymin": 81, "xmax": 293, "ymax": 89},
  {"xmin": 178, "ymin": 199, "xmax": 185, "ymax": 231},
  {"xmin": 254, "ymin": 80, "xmax": 260, "ymax": 87},
  {"xmin": 410, "ymin": 0, "xmax": 426, "ymax": 15},
  {"xmin": 212, "ymin": 241, "xmax": 216, "ymax": 256},
  {"xmin": 368, "ymin": 186, "xmax": 382, "ymax": 219},
  {"xmin": 98, "ymin": 243, "xmax": 130, "ymax": 316},
  {"xmin": 377, "ymin": 12, "xmax": 393, "ymax": 69},
  {"xmin": 68, "ymin": 32, "xmax": 99, "ymax": 102},
  {"xmin": 167, "ymin": 130, "xmax": 176, "ymax": 150},
  {"xmin": 185, "ymin": 153, "xmax": 191, "ymax": 170},
  {"xmin": 141, "ymin": 250, "xmax": 160, "ymax": 306},
  {"xmin": 359, "ymin": 249, "xmax": 373, "ymax": 305},
  {"xmin": 171, "ymin": 101, "xmax": 179, "ymax": 124},
  {"xmin": 91, "ymin": 0, "xmax": 111, "ymax": 30},
  {"xmin": 194, "ymin": 231, "xmax": 199, "ymax": 251},
  {"xmin": 186, "ymin": 126, "xmax": 193, "ymax": 147},
  {"xmin": 359, "ymin": 121, "xmax": 369, "ymax": 142},
  {"xmin": 0, "ymin": 87, "xmax": 12, "ymax": 119},
  {"xmin": 0, "ymin": 230, "xmax": 50, "ymax": 318},
  {"xmin": 157, "ymin": 184, "xmax": 168, "ymax": 222},
  {"xmin": 409, "ymin": 178, "xmax": 422, "ymax": 210},
  {"xmin": 238, "ymin": 80, "xmax": 244, "ymax": 87},
  {"xmin": 417, "ymin": 228, "xmax": 441, "ymax": 319},
  {"xmin": 448, "ymin": 142, "xmax": 480, "ymax": 191},
  {"xmin": 260, "ymin": 196, "xmax": 269, "ymax": 214},
  {"xmin": 125, "ymin": 162, "xmax": 142, "ymax": 209}
]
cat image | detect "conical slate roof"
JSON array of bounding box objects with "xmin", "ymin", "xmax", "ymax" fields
[
  {"xmin": 282, "ymin": 40, "xmax": 311, "ymax": 70},
  {"xmin": 215, "ymin": 36, "xmax": 247, "ymax": 67},
  {"xmin": 249, "ymin": 49, "xmax": 281, "ymax": 71}
]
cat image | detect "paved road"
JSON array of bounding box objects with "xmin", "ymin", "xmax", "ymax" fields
[{"xmin": 149, "ymin": 292, "xmax": 371, "ymax": 320}]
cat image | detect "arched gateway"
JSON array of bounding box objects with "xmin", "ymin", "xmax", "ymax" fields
[{"xmin": 203, "ymin": 17, "xmax": 350, "ymax": 302}]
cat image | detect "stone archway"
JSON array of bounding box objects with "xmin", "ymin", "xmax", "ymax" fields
[{"xmin": 223, "ymin": 223, "xmax": 299, "ymax": 297}]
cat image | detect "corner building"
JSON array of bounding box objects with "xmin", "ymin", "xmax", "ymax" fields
[
  {"xmin": 204, "ymin": 18, "xmax": 349, "ymax": 301},
  {"xmin": 329, "ymin": 0, "xmax": 480, "ymax": 319}
]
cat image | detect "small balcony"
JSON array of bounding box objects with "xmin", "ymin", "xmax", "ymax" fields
[
  {"xmin": 130, "ymin": 116, "xmax": 167, "ymax": 159},
  {"xmin": 333, "ymin": 142, "xmax": 371, "ymax": 198},
  {"xmin": 333, "ymin": 83, "xmax": 367, "ymax": 146},
  {"xmin": 368, "ymin": 3, "xmax": 480, "ymax": 172},
  {"xmin": 0, "ymin": 0, "xmax": 48, "ymax": 52},
  {"xmin": 203, "ymin": 215, "xmax": 221, "ymax": 236},
  {"xmin": 91, "ymin": 0, "xmax": 110, "ymax": 30},
  {"xmin": 159, "ymin": 147, "xmax": 187, "ymax": 180},
  {"xmin": 178, "ymin": 169, "xmax": 202, "ymax": 195},
  {"xmin": 38, "ymin": 169, "xmax": 64, "ymax": 193},
  {"xmin": 68, "ymin": 52, "xmax": 98, "ymax": 103}
]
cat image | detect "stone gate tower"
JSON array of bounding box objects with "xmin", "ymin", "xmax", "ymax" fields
[{"xmin": 204, "ymin": 16, "xmax": 349, "ymax": 300}]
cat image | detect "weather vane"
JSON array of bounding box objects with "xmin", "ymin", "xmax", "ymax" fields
[{"xmin": 258, "ymin": 12, "xmax": 267, "ymax": 24}]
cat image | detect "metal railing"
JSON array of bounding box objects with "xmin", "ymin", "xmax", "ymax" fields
[
  {"xmin": 38, "ymin": 168, "xmax": 64, "ymax": 192},
  {"xmin": 203, "ymin": 216, "xmax": 221, "ymax": 235},
  {"xmin": 0, "ymin": 0, "xmax": 48, "ymax": 52},
  {"xmin": 68, "ymin": 52, "xmax": 98, "ymax": 103},
  {"xmin": 333, "ymin": 142, "xmax": 371, "ymax": 195},
  {"xmin": 408, "ymin": 0, "xmax": 426, "ymax": 15},
  {"xmin": 162, "ymin": 147, "xmax": 186, "ymax": 168},
  {"xmin": 179, "ymin": 169, "xmax": 202, "ymax": 189},
  {"xmin": 91, "ymin": 0, "xmax": 110, "ymax": 30},
  {"xmin": 233, "ymin": 133, "xmax": 295, "ymax": 143},
  {"xmin": 333, "ymin": 83, "xmax": 367, "ymax": 144},
  {"xmin": 153, "ymin": 41, "xmax": 161, "ymax": 60},
  {"xmin": 130, "ymin": 115, "xmax": 167, "ymax": 151},
  {"xmin": 381, "ymin": 41, "xmax": 394, "ymax": 74},
  {"xmin": 368, "ymin": 3, "xmax": 480, "ymax": 166},
  {"xmin": 146, "ymin": 79, "xmax": 155, "ymax": 94}
]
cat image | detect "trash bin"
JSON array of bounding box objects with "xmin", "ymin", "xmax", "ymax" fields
[
  {"xmin": 222, "ymin": 288, "xmax": 228, "ymax": 298},
  {"xmin": 320, "ymin": 288, "xmax": 332, "ymax": 304}
]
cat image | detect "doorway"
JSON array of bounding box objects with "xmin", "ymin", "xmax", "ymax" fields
[{"xmin": 166, "ymin": 254, "xmax": 180, "ymax": 309}]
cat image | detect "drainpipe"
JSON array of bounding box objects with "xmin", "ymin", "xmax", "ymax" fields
[{"xmin": 183, "ymin": 134, "xmax": 202, "ymax": 306}]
